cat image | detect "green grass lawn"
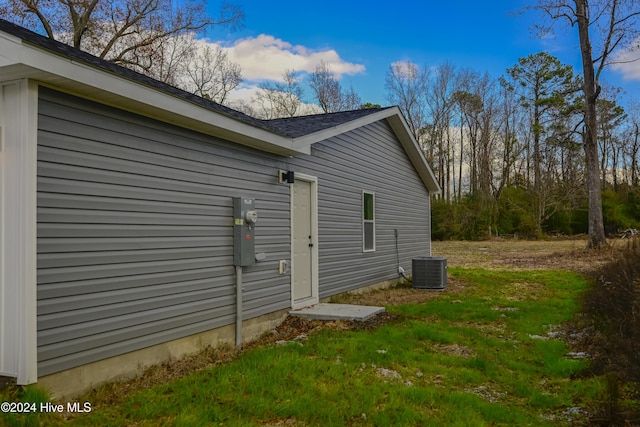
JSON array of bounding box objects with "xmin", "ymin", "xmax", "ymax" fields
[{"xmin": 2, "ymin": 268, "xmax": 603, "ymax": 426}]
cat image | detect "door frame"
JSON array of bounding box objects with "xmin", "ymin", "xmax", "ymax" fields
[{"xmin": 290, "ymin": 173, "xmax": 319, "ymax": 309}]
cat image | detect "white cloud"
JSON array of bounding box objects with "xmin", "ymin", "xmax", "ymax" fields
[
  {"xmin": 612, "ymin": 61, "xmax": 640, "ymax": 80},
  {"xmin": 181, "ymin": 34, "xmax": 364, "ymax": 115},
  {"xmin": 226, "ymin": 84, "xmax": 260, "ymax": 103},
  {"xmin": 211, "ymin": 34, "xmax": 365, "ymax": 82},
  {"xmin": 610, "ymin": 38, "xmax": 640, "ymax": 80},
  {"xmin": 390, "ymin": 60, "xmax": 418, "ymax": 72},
  {"xmin": 389, "ymin": 60, "xmax": 424, "ymax": 80}
]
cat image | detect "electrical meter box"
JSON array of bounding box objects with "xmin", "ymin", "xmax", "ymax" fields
[{"xmin": 233, "ymin": 197, "xmax": 257, "ymax": 266}]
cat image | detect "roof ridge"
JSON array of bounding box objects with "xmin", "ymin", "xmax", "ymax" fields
[
  {"xmin": 264, "ymin": 106, "xmax": 391, "ymax": 120},
  {"xmin": 263, "ymin": 107, "xmax": 395, "ymax": 138}
]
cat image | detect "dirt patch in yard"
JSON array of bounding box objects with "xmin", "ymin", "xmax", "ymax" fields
[
  {"xmin": 251, "ymin": 311, "xmax": 402, "ymax": 346},
  {"xmin": 431, "ymin": 238, "xmax": 619, "ymax": 274},
  {"xmin": 332, "ymin": 239, "xmax": 620, "ymax": 309},
  {"xmin": 432, "ymin": 343, "xmax": 476, "ymax": 358},
  {"xmin": 331, "ymin": 275, "xmax": 468, "ymax": 307}
]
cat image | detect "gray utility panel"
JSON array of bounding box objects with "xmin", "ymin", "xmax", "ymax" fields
[{"xmin": 233, "ymin": 197, "xmax": 257, "ymax": 267}]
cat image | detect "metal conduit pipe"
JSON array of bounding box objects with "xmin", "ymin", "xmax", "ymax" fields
[
  {"xmin": 236, "ymin": 265, "xmax": 243, "ymax": 347},
  {"xmin": 395, "ymin": 229, "xmax": 411, "ymax": 282}
]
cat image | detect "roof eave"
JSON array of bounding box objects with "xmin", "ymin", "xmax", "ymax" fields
[
  {"xmin": 0, "ymin": 26, "xmax": 443, "ymax": 192},
  {"xmin": 0, "ymin": 31, "xmax": 302, "ymax": 157},
  {"xmin": 384, "ymin": 108, "xmax": 442, "ymax": 195}
]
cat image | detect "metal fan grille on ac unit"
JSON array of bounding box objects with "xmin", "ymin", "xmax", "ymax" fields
[{"xmin": 412, "ymin": 256, "xmax": 447, "ymax": 289}]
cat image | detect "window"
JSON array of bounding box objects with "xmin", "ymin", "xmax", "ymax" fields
[{"xmin": 363, "ymin": 191, "xmax": 375, "ymax": 252}]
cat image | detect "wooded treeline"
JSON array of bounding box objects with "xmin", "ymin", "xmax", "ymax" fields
[
  {"xmin": 3, "ymin": 0, "xmax": 639, "ymax": 241},
  {"xmin": 385, "ymin": 54, "xmax": 640, "ymax": 240}
]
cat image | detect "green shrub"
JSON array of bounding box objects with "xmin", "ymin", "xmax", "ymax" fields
[
  {"xmin": 432, "ymin": 185, "xmax": 640, "ymax": 240},
  {"xmin": 602, "ymin": 189, "xmax": 640, "ymax": 235},
  {"xmin": 496, "ymin": 187, "xmax": 537, "ymax": 237},
  {"xmin": 543, "ymin": 209, "xmax": 573, "ymax": 235},
  {"xmin": 431, "ymin": 195, "xmax": 492, "ymax": 240}
]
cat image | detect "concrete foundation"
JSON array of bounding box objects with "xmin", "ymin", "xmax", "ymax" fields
[
  {"xmin": 38, "ymin": 309, "xmax": 289, "ymax": 400},
  {"xmin": 35, "ymin": 278, "xmax": 402, "ymax": 400}
]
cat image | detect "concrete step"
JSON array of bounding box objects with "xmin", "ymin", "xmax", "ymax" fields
[{"xmin": 290, "ymin": 303, "xmax": 385, "ymax": 322}]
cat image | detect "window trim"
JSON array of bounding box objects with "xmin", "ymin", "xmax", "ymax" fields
[{"xmin": 362, "ymin": 191, "xmax": 375, "ymax": 252}]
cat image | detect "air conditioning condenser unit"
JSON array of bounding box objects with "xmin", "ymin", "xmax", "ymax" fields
[{"xmin": 412, "ymin": 256, "xmax": 447, "ymax": 290}]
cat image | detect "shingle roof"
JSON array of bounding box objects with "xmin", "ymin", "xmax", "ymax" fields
[
  {"xmin": 0, "ymin": 19, "xmax": 441, "ymax": 193},
  {"xmin": 0, "ymin": 18, "xmax": 388, "ymax": 139},
  {"xmin": 264, "ymin": 107, "xmax": 393, "ymax": 138}
]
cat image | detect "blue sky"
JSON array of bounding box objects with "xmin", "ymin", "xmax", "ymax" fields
[{"xmin": 206, "ymin": 1, "xmax": 640, "ymax": 108}]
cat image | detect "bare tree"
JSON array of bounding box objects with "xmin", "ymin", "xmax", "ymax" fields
[
  {"xmin": 474, "ymin": 73, "xmax": 500, "ymax": 205},
  {"xmin": 453, "ymin": 87, "xmax": 483, "ymax": 194},
  {"xmin": 309, "ymin": 62, "xmax": 338, "ymax": 113},
  {"xmin": 0, "ymin": 0, "xmax": 244, "ymax": 77},
  {"xmin": 496, "ymin": 75, "xmax": 527, "ymax": 199},
  {"xmin": 253, "ymin": 70, "xmax": 304, "ymax": 119},
  {"xmin": 534, "ymin": 0, "xmax": 640, "ymax": 247},
  {"xmin": 623, "ymin": 99, "xmax": 640, "ymax": 186},
  {"xmin": 425, "ymin": 63, "xmax": 456, "ymax": 199},
  {"xmin": 182, "ymin": 43, "xmax": 242, "ymax": 104},
  {"xmin": 596, "ymin": 94, "xmax": 626, "ymax": 188},
  {"xmin": 144, "ymin": 32, "xmax": 195, "ymax": 86},
  {"xmin": 385, "ymin": 62, "xmax": 428, "ymax": 142},
  {"xmin": 309, "ymin": 61, "xmax": 361, "ymax": 113},
  {"xmin": 341, "ymin": 85, "xmax": 362, "ymax": 111}
]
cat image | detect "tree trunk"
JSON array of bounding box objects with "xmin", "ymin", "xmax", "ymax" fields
[
  {"xmin": 575, "ymin": 0, "xmax": 607, "ymax": 248},
  {"xmin": 633, "ymin": 123, "xmax": 640, "ymax": 186},
  {"xmin": 458, "ymin": 117, "xmax": 464, "ymax": 201},
  {"xmin": 446, "ymin": 127, "xmax": 452, "ymax": 202}
]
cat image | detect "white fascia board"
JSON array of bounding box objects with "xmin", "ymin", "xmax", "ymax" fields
[
  {"xmin": 0, "ymin": 30, "xmax": 24, "ymax": 63},
  {"xmin": 385, "ymin": 110, "xmax": 441, "ymax": 194},
  {"xmin": 0, "ymin": 33, "xmax": 302, "ymax": 156}
]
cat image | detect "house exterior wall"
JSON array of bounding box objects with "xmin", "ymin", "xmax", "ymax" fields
[
  {"xmin": 36, "ymin": 88, "xmax": 292, "ymax": 376},
  {"xmin": 35, "ymin": 87, "xmax": 433, "ymax": 379},
  {"xmin": 289, "ymin": 121, "xmax": 432, "ymax": 298}
]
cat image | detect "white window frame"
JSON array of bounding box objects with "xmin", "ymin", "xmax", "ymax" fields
[{"xmin": 362, "ymin": 191, "xmax": 375, "ymax": 252}]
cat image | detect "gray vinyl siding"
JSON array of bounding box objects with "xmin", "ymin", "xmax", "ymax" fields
[
  {"xmin": 36, "ymin": 88, "xmax": 291, "ymax": 376},
  {"xmin": 35, "ymin": 87, "xmax": 434, "ymax": 377},
  {"xmin": 288, "ymin": 121, "xmax": 431, "ymax": 298}
]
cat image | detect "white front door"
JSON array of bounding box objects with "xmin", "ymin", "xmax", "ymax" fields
[{"xmin": 291, "ymin": 175, "xmax": 318, "ymax": 308}]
